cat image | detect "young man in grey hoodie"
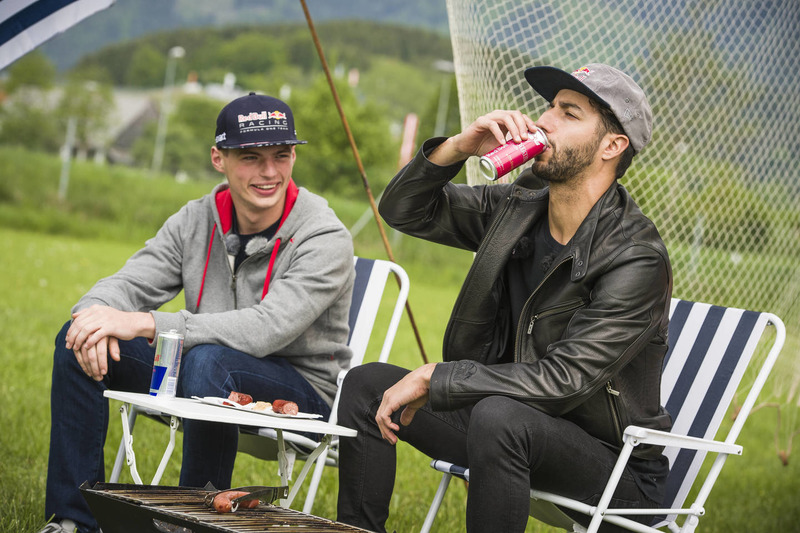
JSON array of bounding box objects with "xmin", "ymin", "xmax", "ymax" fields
[{"xmin": 41, "ymin": 94, "xmax": 355, "ymax": 533}]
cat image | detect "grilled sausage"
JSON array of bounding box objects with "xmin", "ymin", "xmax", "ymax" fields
[
  {"xmin": 272, "ymin": 399, "xmax": 299, "ymax": 415},
  {"xmin": 227, "ymin": 391, "xmax": 253, "ymax": 406},
  {"xmin": 212, "ymin": 491, "xmax": 260, "ymax": 513}
]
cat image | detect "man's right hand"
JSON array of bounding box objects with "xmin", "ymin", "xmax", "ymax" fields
[
  {"xmin": 66, "ymin": 305, "xmax": 155, "ymax": 381},
  {"xmin": 74, "ymin": 335, "xmax": 120, "ymax": 381},
  {"xmin": 428, "ymin": 109, "xmax": 538, "ymax": 166}
]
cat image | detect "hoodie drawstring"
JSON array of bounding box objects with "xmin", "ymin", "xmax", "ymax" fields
[
  {"xmin": 263, "ymin": 238, "xmax": 281, "ymax": 299},
  {"xmin": 196, "ymin": 180, "xmax": 298, "ymax": 309},
  {"xmin": 196, "ymin": 222, "xmax": 217, "ymax": 308}
]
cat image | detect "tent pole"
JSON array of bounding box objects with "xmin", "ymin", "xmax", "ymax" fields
[{"xmin": 300, "ymin": 0, "xmax": 429, "ymax": 364}]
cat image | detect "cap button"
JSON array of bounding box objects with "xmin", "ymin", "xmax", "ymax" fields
[{"xmin": 249, "ymin": 91, "xmax": 256, "ymax": 95}]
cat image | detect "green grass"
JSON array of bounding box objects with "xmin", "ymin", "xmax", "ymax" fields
[{"xmin": 3, "ymin": 226, "xmax": 800, "ymax": 532}]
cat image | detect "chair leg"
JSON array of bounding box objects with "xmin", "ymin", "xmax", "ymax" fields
[
  {"xmin": 109, "ymin": 405, "xmax": 138, "ymax": 482},
  {"xmin": 302, "ymin": 446, "xmax": 330, "ymax": 514},
  {"xmin": 420, "ymin": 473, "xmax": 452, "ymax": 533}
]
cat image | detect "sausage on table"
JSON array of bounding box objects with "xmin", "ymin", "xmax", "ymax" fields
[{"xmin": 272, "ymin": 399, "xmax": 299, "ymax": 415}]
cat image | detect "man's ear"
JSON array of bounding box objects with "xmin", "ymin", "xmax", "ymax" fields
[
  {"xmin": 602, "ymin": 133, "xmax": 630, "ymax": 161},
  {"xmin": 210, "ymin": 146, "xmax": 226, "ymax": 173}
]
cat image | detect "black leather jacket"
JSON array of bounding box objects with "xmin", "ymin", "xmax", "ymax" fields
[{"xmin": 380, "ymin": 139, "xmax": 673, "ymax": 456}]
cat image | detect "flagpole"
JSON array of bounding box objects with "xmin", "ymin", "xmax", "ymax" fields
[{"xmin": 300, "ymin": 0, "xmax": 429, "ymax": 365}]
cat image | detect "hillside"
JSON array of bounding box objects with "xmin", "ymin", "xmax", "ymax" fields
[{"xmin": 38, "ymin": 0, "xmax": 450, "ymax": 71}]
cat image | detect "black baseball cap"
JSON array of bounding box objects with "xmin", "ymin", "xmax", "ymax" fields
[{"xmin": 215, "ymin": 93, "xmax": 307, "ymax": 149}]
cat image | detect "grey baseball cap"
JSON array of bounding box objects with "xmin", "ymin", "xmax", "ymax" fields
[{"xmin": 524, "ymin": 64, "xmax": 652, "ymax": 153}]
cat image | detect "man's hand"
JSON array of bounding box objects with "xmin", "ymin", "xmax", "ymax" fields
[
  {"xmin": 66, "ymin": 305, "xmax": 156, "ymax": 381},
  {"xmin": 429, "ymin": 109, "xmax": 538, "ymax": 166},
  {"xmin": 375, "ymin": 363, "xmax": 437, "ymax": 445}
]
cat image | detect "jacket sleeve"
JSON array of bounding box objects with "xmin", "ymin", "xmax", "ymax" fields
[
  {"xmin": 379, "ymin": 138, "xmax": 510, "ymax": 252},
  {"xmin": 430, "ymin": 242, "xmax": 672, "ymax": 415},
  {"xmin": 151, "ymin": 221, "xmax": 354, "ymax": 356},
  {"xmin": 71, "ymin": 208, "xmax": 186, "ymax": 316}
]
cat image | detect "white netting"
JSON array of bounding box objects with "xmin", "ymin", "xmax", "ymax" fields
[{"xmin": 445, "ymin": 0, "xmax": 800, "ymax": 448}]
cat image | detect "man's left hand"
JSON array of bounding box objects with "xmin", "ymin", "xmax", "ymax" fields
[
  {"xmin": 375, "ymin": 363, "xmax": 437, "ymax": 445},
  {"xmin": 66, "ymin": 305, "xmax": 155, "ymax": 354}
]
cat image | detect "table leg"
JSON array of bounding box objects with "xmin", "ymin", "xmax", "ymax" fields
[
  {"xmin": 119, "ymin": 403, "xmax": 143, "ymax": 484},
  {"xmin": 151, "ymin": 415, "xmax": 179, "ymax": 484},
  {"xmin": 286, "ymin": 434, "xmax": 332, "ymax": 508}
]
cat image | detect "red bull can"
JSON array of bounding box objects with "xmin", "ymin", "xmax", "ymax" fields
[
  {"xmin": 479, "ymin": 128, "xmax": 548, "ymax": 181},
  {"xmin": 149, "ymin": 330, "xmax": 184, "ymax": 398}
]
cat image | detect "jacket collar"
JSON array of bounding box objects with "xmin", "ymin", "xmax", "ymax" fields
[
  {"xmin": 214, "ymin": 179, "xmax": 300, "ymax": 236},
  {"xmin": 565, "ymin": 181, "xmax": 621, "ymax": 281},
  {"xmin": 512, "ymin": 177, "xmax": 621, "ymax": 282}
]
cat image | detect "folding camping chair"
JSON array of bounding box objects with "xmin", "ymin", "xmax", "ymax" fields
[
  {"xmin": 421, "ymin": 298, "xmax": 785, "ymax": 533},
  {"xmin": 109, "ymin": 256, "xmax": 410, "ymax": 514}
]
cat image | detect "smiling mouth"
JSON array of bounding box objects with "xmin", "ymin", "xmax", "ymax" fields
[{"xmin": 252, "ymin": 183, "xmax": 278, "ymax": 191}]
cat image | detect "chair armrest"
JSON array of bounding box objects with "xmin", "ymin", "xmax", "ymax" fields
[
  {"xmin": 336, "ymin": 368, "xmax": 349, "ymax": 388},
  {"xmin": 624, "ymin": 425, "xmax": 742, "ymax": 456}
]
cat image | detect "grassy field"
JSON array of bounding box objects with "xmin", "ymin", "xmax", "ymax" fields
[
  {"xmin": 1, "ymin": 148, "xmax": 799, "ymax": 532},
  {"xmin": 3, "ymin": 226, "xmax": 800, "ymax": 532}
]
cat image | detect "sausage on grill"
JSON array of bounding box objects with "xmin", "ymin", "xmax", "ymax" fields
[{"xmin": 212, "ymin": 491, "xmax": 260, "ymax": 513}]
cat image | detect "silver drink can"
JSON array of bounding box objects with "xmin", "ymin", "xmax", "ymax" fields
[
  {"xmin": 479, "ymin": 127, "xmax": 549, "ymax": 181},
  {"xmin": 149, "ymin": 330, "xmax": 184, "ymax": 398}
]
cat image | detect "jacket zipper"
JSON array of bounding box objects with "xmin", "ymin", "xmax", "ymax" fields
[
  {"xmin": 525, "ymin": 298, "xmax": 588, "ymax": 334},
  {"xmin": 606, "ymin": 380, "xmax": 624, "ymax": 437},
  {"xmin": 513, "ymin": 255, "xmax": 572, "ymax": 360}
]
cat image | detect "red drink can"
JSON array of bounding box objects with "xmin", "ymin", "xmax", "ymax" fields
[{"xmin": 479, "ymin": 128, "xmax": 548, "ymax": 180}]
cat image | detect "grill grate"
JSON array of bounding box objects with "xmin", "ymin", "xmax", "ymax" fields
[{"xmin": 80, "ymin": 483, "xmax": 370, "ymax": 533}]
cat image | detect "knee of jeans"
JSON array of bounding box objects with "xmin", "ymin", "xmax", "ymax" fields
[
  {"xmin": 337, "ymin": 363, "xmax": 386, "ymax": 421},
  {"xmin": 468, "ymin": 396, "xmax": 524, "ymax": 456},
  {"xmin": 179, "ymin": 345, "xmax": 232, "ymax": 397},
  {"xmin": 52, "ymin": 320, "xmax": 79, "ymax": 374}
]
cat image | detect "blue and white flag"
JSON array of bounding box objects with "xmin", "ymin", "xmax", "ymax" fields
[{"xmin": 0, "ymin": 0, "xmax": 114, "ymax": 70}]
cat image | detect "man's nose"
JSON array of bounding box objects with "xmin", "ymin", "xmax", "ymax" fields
[
  {"xmin": 535, "ymin": 109, "xmax": 554, "ymax": 134},
  {"xmin": 259, "ymin": 159, "xmax": 277, "ymax": 176}
]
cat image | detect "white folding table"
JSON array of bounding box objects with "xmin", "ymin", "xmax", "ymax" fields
[{"xmin": 104, "ymin": 390, "xmax": 357, "ymax": 507}]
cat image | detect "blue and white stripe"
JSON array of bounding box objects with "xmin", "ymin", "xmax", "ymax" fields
[{"xmin": 0, "ymin": 0, "xmax": 114, "ymax": 70}]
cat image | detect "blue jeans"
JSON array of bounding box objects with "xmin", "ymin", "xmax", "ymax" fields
[
  {"xmin": 45, "ymin": 320, "xmax": 330, "ymax": 533},
  {"xmin": 336, "ymin": 363, "xmax": 665, "ymax": 533}
]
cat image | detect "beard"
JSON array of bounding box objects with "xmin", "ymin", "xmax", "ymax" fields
[{"xmin": 532, "ymin": 135, "xmax": 601, "ymax": 184}]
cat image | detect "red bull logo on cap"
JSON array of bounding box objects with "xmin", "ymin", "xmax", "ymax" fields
[
  {"xmin": 238, "ymin": 110, "xmax": 286, "ymax": 122},
  {"xmin": 238, "ymin": 109, "xmax": 290, "ymax": 136},
  {"xmin": 571, "ymin": 66, "xmax": 591, "ymax": 81}
]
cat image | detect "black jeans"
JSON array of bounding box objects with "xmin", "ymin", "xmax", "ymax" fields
[{"xmin": 336, "ymin": 362, "xmax": 660, "ymax": 533}]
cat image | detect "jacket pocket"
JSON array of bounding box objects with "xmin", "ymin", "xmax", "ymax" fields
[
  {"xmin": 525, "ymin": 297, "xmax": 588, "ymax": 334},
  {"xmin": 605, "ymin": 380, "xmax": 626, "ymax": 440},
  {"xmin": 562, "ymin": 382, "xmax": 627, "ymax": 449},
  {"xmin": 521, "ymin": 298, "xmax": 588, "ymax": 357}
]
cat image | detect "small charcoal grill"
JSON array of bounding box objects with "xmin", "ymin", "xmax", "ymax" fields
[{"xmin": 80, "ymin": 482, "xmax": 370, "ymax": 533}]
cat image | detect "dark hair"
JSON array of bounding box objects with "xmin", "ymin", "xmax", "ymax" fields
[{"xmin": 588, "ymin": 99, "xmax": 636, "ymax": 180}]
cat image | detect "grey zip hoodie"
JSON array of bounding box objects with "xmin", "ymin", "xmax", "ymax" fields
[{"xmin": 73, "ymin": 181, "xmax": 354, "ymax": 404}]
